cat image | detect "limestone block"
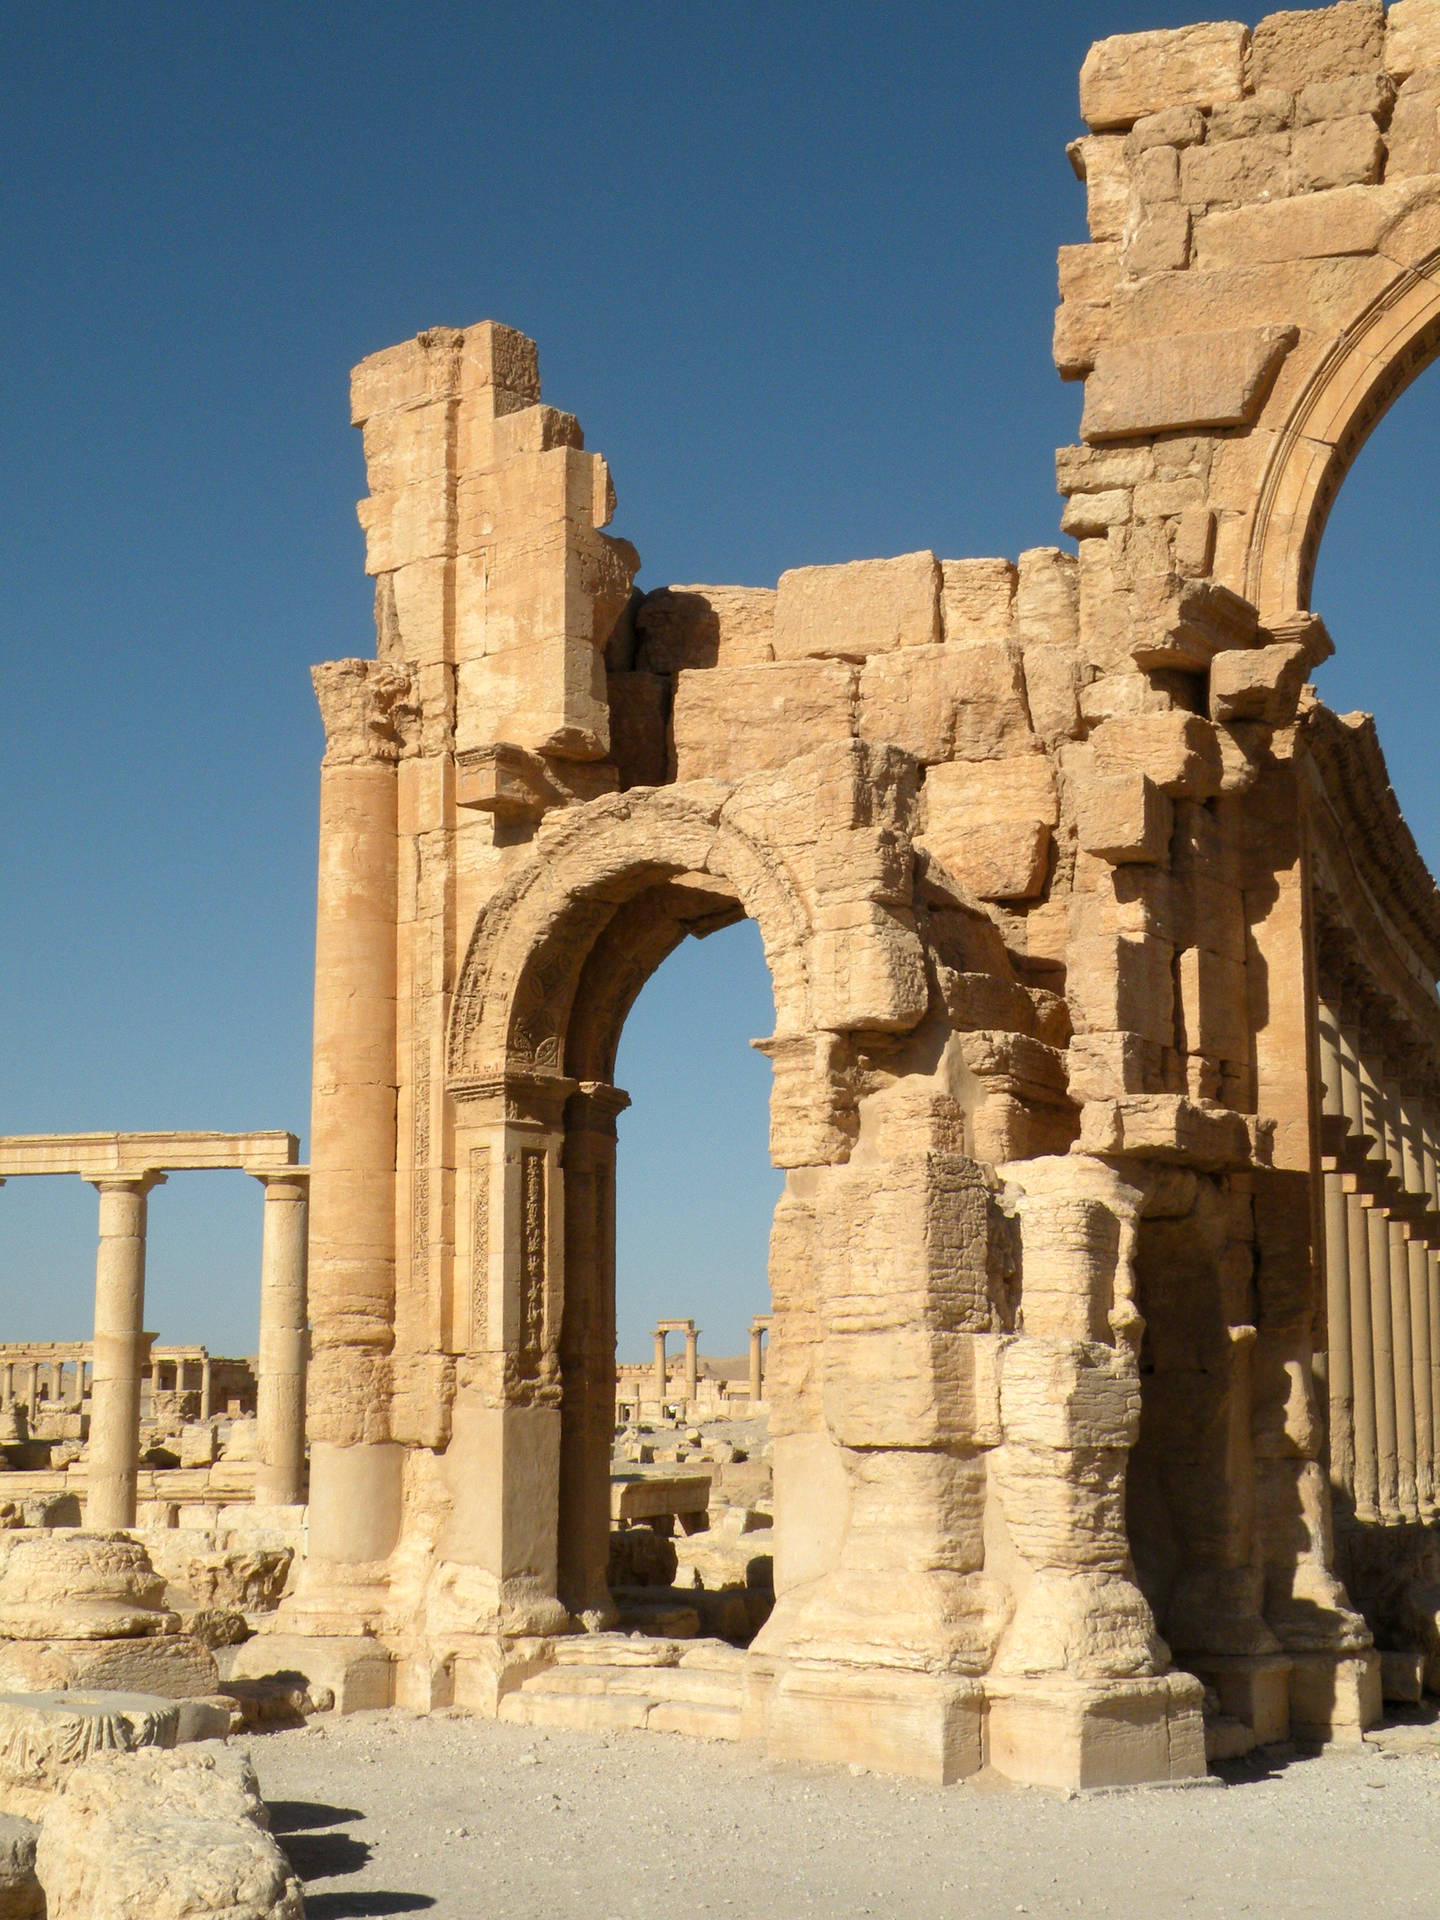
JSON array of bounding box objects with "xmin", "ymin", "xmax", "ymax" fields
[
  {"xmin": 926, "ymin": 751, "xmax": 1059, "ymax": 835},
  {"xmin": 773, "ymin": 552, "xmax": 940, "ymax": 661},
  {"xmin": 1016, "ymin": 547, "xmax": 1079, "ymax": 649},
  {"xmin": 990, "ymin": 1444, "xmax": 1132, "ymax": 1574},
  {"xmin": 1388, "ymin": 0, "xmax": 1440, "ymax": 79},
  {"xmin": 1290, "ymin": 113, "xmax": 1384, "ymax": 190},
  {"xmin": 1287, "ymin": 1649, "xmax": 1381, "ymax": 1739},
  {"xmin": 1194, "ymin": 180, "xmax": 1402, "ymax": 268},
  {"xmin": 939, "ymin": 558, "xmax": 1017, "ymax": 644},
  {"xmin": 1060, "ymin": 488, "xmax": 1132, "ymax": 537},
  {"xmin": 1067, "ymin": 1030, "xmax": 1168, "ymax": 1101},
  {"xmin": 1057, "ymin": 444, "xmax": 1154, "ymax": 493},
  {"xmin": 226, "ymin": 1633, "xmax": 393, "ymax": 1713},
  {"xmin": 0, "ymin": 1815, "xmax": 39, "ymax": 1919},
  {"xmin": 766, "ymin": 1666, "xmax": 983, "ymax": 1785},
  {"xmin": 35, "ymin": 1744, "xmax": 303, "ymax": 1920},
  {"xmin": 1067, "ymin": 135, "xmax": 1131, "ymax": 242},
  {"xmin": 1210, "ymin": 89, "xmax": 1296, "ymax": 138},
  {"xmin": 0, "ymin": 1692, "xmax": 179, "ymax": 1818},
  {"xmin": 1076, "ymin": 772, "xmax": 1173, "ymax": 864},
  {"xmin": 1250, "ymin": 0, "xmax": 1385, "ymax": 92},
  {"xmin": 1175, "ymin": 946, "xmax": 1250, "ymax": 1063},
  {"xmin": 857, "ymin": 641, "xmax": 1031, "ymax": 765},
  {"xmin": 64, "ymin": 1634, "xmax": 220, "ymax": 1701},
  {"xmin": 1081, "ymin": 327, "xmax": 1298, "ymax": 440},
  {"xmin": 634, "ymin": 584, "xmax": 776, "ymax": 671},
  {"xmin": 1173, "ymin": 504, "xmax": 1217, "ymax": 576},
  {"xmin": 1066, "ymin": 932, "xmax": 1174, "ymax": 1049},
  {"xmin": 1295, "ymin": 72, "xmax": 1395, "ymax": 121},
  {"xmin": 921, "ymin": 755, "xmax": 1056, "ymax": 903},
  {"xmin": 986, "ymin": 1673, "xmax": 1205, "ymax": 1788},
  {"xmin": 349, "ymin": 324, "xmax": 467, "ymax": 427},
  {"xmin": 811, "ymin": 900, "xmax": 929, "ymax": 1034},
  {"xmin": 1385, "ymin": 74, "xmax": 1440, "ymax": 173},
  {"xmin": 1091, "ymin": 711, "xmax": 1223, "ymax": 799},
  {"xmin": 1134, "ymin": 145, "xmax": 1181, "ymax": 203},
  {"xmin": 1179, "ymin": 134, "xmax": 1291, "ymax": 210},
  {"xmin": 1078, "ymin": 1093, "xmax": 1255, "ymax": 1167},
  {"xmin": 671, "ymin": 661, "xmax": 854, "ymax": 782},
  {"xmin": 1124, "ymin": 205, "xmax": 1193, "ymax": 276},
  {"xmin": 1126, "ymin": 103, "xmax": 1207, "ymax": 150},
  {"xmin": 1079, "ymin": 22, "xmax": 1248, "ymax": 129},
  {"xmin": 1209, "ymin": 640, "xmax": 1309, "ymax": 723},
  {"xmin": 1000, "ymin": 1341, "xmax": 1141, "ymax": 1451},
  {"xmin": 1022, "ymin": 644, "xmax": 1082, "ymax": 743}
]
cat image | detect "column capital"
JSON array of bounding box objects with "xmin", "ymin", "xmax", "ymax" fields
[
  {"xmin": 312, "ymin": 659, "xmax": 413, "ymax": 766},
  {"xmin": 88, "ymin": 1172, "xmax": 166, "ymax": 1197},
  {"xmin": 251, "ymin": 1166, "xmax": 310, "ymax": 1192}
]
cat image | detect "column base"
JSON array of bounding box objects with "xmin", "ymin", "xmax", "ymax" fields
[
  {"xmin": 227, "ymin": 1632, "xmax": 394, "ymax": 1714},
  {"xmin": 985, "ymin": 1672, "xmax": 1207, "ymax": 1791},
  {"xmin": 762, "ymin": 1661, "xmax": 984, "ymax": 1785},
  {"xmin": 1288, "ymin": 1650, "xmax": 1381, "ymax": 1742},
  {"xmin": 1184, "ymin": 1653, "xmax": 1293, "ymax": 1746}
]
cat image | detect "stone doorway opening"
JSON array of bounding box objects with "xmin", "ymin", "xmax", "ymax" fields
[{"xmin": 554, "ymin": 903, "xmax": 781, "ymax": 1649}]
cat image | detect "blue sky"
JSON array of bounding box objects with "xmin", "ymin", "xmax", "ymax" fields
[{"xmin": 2, "ymin": 2, "xmax": 1438, "ymax": 1361}]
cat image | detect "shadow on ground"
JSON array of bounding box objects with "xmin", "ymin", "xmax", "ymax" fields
[{"xmin": 268, "ymin": 1798, "xmax": 437, "ymax": 1915}]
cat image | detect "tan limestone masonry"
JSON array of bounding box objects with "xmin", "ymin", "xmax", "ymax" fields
[{"xmin": 253, "ymin": 2, "xmax": 1440, "ymax": 1788}]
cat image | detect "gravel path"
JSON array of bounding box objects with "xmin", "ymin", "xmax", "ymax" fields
[{"xmin": 248, "ymin": 1709, "xmax": 1440, "ymax": 1919}]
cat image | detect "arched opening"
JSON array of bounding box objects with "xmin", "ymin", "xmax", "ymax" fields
[
  {"xmin": 594, "ymin": 915, "xmax": 782, "ymax": 1641},
  {"xmin": 551, "ymin": 871, "xmax": 783, "ymax": 1633}
]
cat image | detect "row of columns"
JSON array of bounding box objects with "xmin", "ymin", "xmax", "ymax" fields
[
  {"xmin": 1317, "ymin": 1001, "xmax": 1440, "ymax": 1525},
  {"xmin": 0, "ymin": 1169, "xmax": 310, "ymax": 1529},
  {"xmin": 647, "ymin": 1317, "xmax": 770, "ymax": 1407},
  {"xmin": 0, "ymin": 1358, "xmax": 89, "ymax": 1411}
]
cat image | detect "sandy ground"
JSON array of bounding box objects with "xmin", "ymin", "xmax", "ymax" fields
[{"xmin": 249, "ymin": 1707, "xmax": 1440, "ymax": 1920}]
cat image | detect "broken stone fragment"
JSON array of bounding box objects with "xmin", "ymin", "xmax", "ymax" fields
[{"xmin": 34, "ymin": 1744, "xmax": 303, "ymax": 1920}]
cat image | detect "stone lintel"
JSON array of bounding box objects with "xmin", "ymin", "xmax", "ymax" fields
[{"xmin": 0, "ymin": 1131, "xmax": 300, "ymax": 1180}]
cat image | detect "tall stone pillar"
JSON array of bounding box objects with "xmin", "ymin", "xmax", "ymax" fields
[
  {"xmin": 556, "ymin": 1086, "xmax": 627, "ymax": 1624},
  {"xmin": 255, "ymin": 1171, "xmax": 309, "ymax": 1506},
  {"xmin": 87, "ymin": 1174, "xmax": 163, "ymax": 1530},
  {"xmin": 652, "ymin": 1329, "xmax": 668, "ymax": 1405},
  {"xmin": 749, "ymin": 1319, "xmax": 767, "ymax": 1407},
  {"xmin": 23, "ymin": 1366, "xmax": 37, "ymax": 1418},
  {"xmin": 683, "ymin": 1326, "xmax": 698, "ymax": 1403},
  {"xmin": 303, "ymin": 659, "xmax": 410, "ymax": 1582},
  {"xmin": 200, "ymin": 1355, "xmax": 212, "ymax": 1422}
]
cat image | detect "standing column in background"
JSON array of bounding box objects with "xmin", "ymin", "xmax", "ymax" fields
[
  {"xmin": 255, "ymin": 1171, "xmax": 309, "ymax": 1506},
  {"xmin": 23, "ymin": 1365, "xmax": 38, "ymax": 1420},
  {"xmin": 88, "ymin": 1174, "xmax": 164, "ymax": 1530},
  {"xmin": 200, "ymin": 1354, "xmax": 213, "ymax": 1423},
  {"xmin": 683, "ymin": 1326, "xmax": 698, "ymax": 1403},
  {"xmin": 749, "ymin": 1318, "xmax": 769, "ymax": 1409},
  {"xmin": 652, "ymin": 1329, "xmax": 668, "ymax": 1405}
]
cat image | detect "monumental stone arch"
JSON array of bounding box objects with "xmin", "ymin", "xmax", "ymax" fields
[{"xmin": 270, "ymin": 0, "xmax": 1440, "ymax": 1790}]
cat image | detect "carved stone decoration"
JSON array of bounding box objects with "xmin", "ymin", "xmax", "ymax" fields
[
  {"xmin": 0, "ymin": 1690, "xmax": 180, "ymax": 1815},
  {"xmin": 310, "ymin": 658, "xmax": 412, "ymax": 766},
  {"xmin": 519, "ymin": 1148, "xmax": 546, "ymax": 1369},
  {"xmin": 469, "ymin": 1145, "xmax": 491, "ymax": 1352}
]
